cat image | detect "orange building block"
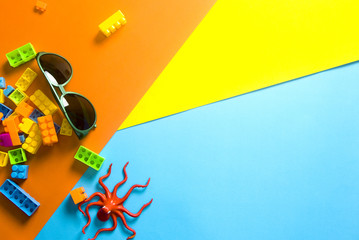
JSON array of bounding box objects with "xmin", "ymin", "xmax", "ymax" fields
[
  {"xmin": 70, "ymin": 187, "xmax": 88, "ymax": 204},
  {"xmin": 15, "ymin": 101, "xmax": 34, "ymax": 118},
  {"xmin": 38, "ymin": 115, "xmax": 58, "ymax": 145},
  {"xmin": 2, "ymin": 116, "xmax": 21, "ymax": 146},
  {"xmin": 35, "ymin": 0, "xmax": 47, "ymax": 12}
]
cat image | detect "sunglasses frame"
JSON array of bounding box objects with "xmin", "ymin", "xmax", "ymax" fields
[{"xmin": 36, "ymin": 52, "xmax": 97, "ymax": 139}]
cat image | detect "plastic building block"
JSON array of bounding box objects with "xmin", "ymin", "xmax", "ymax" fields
[
  {"xmin": 0, "ymin": 133, "xmax": 12, "ymax": 147},
  {"xmin": 19, "ymin": 133, "xmax": 25, "ymax": 143},
  {"xmin": 19, "ymin": 118, "xmax": 35, "ymax": 134},
  {"xmin": 4, "ymin": 85, "xmax": 15, "ymax": 97},
  {"xmin": 29, "ymin": 90, "xmax": 58, "ymax": 115},
  {"xmin": 0, "ymin": 89, "xmax": 5, "ymax": 104},
  {"xmin": 0, "ymin": 179, "xmax": 40, "ymax": 216},
  {"xmin": 6, "ymin": 43, "xmax": 36, "ymax": 68},
  {"xmin": 0, "ymin": 103, "xmax": 13, "ymax": 120},
  {"xmin": 15, "ymin": 68, "xmax": 37, "ymax": 92},
  {"xmin": 11, "ymin": 165, "xmax": 29, "ymax": 179},
  {"xmin": 74, "ymin": 146, "xmax": 105, "ymax": 171},
  {"xmin": 70, "ymin": 187, "xmax": 88, "ymax": 204},
  {"xmin": 99, "ymin": 10, "xmax": 127, "ymax": 37},
  {"xmin": 38, "ymin": 115, "xmax": 58, "ymax": 145},
  {"xmin": 35, "ymin": 0, "xmax": 47, "ymax": 12},
  {"xmin": 60, "ymin": 118, "xmax": 73, "ymax": 136},
  {"xmin": 8, "ymin": 148, "xmax": 27, "ymax": 165},
  {"xmin": 3, "ymin": 116, "xmax": 21, "ymax": 146},
  {"xmin": 29, "ymin": 108, "xmax": 44, "ymax": 122},
  {"xmin": 0, "ymin": 77, "xmax": 5, "ymax": 89},
  {"xmin": 54, "ymin": 122, "xmax": 60, "ymax": 134},
  {"xmin": 0, "ymin": 151, "xmax": 8, "ymax": 167},
  {"xmin": 9, "ymin": 88, "xmax": 28, "ymax": 105},
  {"xmin": 22, "ymin": 124, "xmax": 42, "ymax": 154},
  {"xmin": 15, "ymin": 101, "xmax": 34, "ymax": 118}
]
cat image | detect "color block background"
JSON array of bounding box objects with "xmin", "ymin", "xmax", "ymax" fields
[
  {"xmin": 37, "ymin": 62, "xmax": 359, "ymax": 239},
  {"xmin": 0, "ymin": 0, "xmax": 215, "ymax": 239}
]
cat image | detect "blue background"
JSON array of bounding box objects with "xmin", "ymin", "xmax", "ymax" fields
[{"xmin": 37, "ymin": 62, "xmax": 359, "ymax": 240}]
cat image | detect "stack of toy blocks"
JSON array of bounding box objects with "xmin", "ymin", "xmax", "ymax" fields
[
  {"xmin": 38, "ymin": 115, "xmax": 58, "ymax": 146},
  {"xmin": 74, "ymin": 146, "xmax": 105, "ymax": 171},
  {"xmin": 0, "ymin": 179, "xmax": 39, "ymax": 216},
  {"xmin": 11, "ymin": 165, "xmax": 29, "ymax": 179},
  {"xmin": 70, "ymin": 187, "xmax": 88, "ymax": 204},
  {"xmin": 6, "ymin": 43, "xmax": 36, "ymax": 67},
  {"xmin": 99, "ymin": 10, "xmax": 127, "ymax": 37}
]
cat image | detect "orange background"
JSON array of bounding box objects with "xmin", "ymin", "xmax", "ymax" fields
[{"xmin": 0, "ymin": 0, "xmax": 216, "ymax": 239}]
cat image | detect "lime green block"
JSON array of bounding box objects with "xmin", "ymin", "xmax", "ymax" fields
[
  {"xmin": 6, "ymin": 43, "xmax": 36, "ymax": 67},
  {"xmin": 74, "ymin": 146, "xmax": 105, "ymax": 171},
  {"xmin": 9, "ymin": 148, "xmax": 27, "ymax": 165}
]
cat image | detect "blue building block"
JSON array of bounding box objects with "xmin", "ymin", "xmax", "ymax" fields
[
  {"xmin": 29, "ymin": 109, "xmax": 44, "ymax": 123},
  {"xmin": 19, "ymin": 133, "xmax": 25, "ymax": 143},
  {"xmin": 11, "ymin": 165, "xmax": 28, "ymax": 179},
  {"xmin": 0, "ymin": 103, "xmax": 13, "ymax": 120},
  {"xmin": 0, "ymin": 179, "xmax": 40, "ymax": 216},
  {"xmin": 4, "ymin": 85, "xmax": 15, "ymax": 97},
  {"xmin": 54, "ymin": 122, "xmax": 60, "ymax": 134},
  {"xmin": 0, "ymin": 77, "xmax": 6, "ymax": 89}
]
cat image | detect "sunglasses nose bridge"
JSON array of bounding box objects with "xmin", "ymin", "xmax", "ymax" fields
[{"xmin": 58, "ymin": 85, "xmax": 66, "ymax": 95}]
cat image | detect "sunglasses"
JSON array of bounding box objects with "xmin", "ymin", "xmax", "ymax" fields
[{"xmin": 36, "ymin": 52, "xmax": 97, "ymax": 139}]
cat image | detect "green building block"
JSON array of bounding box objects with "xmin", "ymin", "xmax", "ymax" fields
[
  {"xmin": 74, "ymin": 146, "xmax": 105, "ymax": 171},
  {"xmin": 9, "ymin": 148, "xmax": 27, "ymax": 165},
  {"xmin": 9, "ymin": 89, "xmax": 28, "ymax": 105},
  {"xmin": 6, "ymin": 43, "xmax": 36, "ymax": 67}
]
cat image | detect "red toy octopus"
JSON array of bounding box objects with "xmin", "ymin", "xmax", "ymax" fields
[{"xmin": 78, "ymin": 162, "xmax": 153, "ymax": 240}]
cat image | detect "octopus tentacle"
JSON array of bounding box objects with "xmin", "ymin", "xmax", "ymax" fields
[
  {"xmin": 82, "ymin": 202, "xmax": 103, "ymax": 234},
  {"xmin": 78, "ymin": 192, "xmax": 106, "ymax": 216},
  {"xmin": 99, "ymin": 163, "xmax": 113, "ymax": 199},
  {"xmin": 120, "ymin": 199, "xmax": 153, "ymax": 218},
  {"xmin": 121, "ymin": 178, "xmax": 151, "ymax": 201},
  {"xmin": 89, "ymin": 214, "xmax": 118, "ymax": 240},
  {"xmin": 116, "ymin": 211, "xmax": 137, "ymax": 240},
  {"xmin": 113, "ymin": 162, "xmax": 129, "ymax": 197}
]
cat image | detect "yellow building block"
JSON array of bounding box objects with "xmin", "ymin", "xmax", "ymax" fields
[
  {"xmin": 98, "ymin": 10, "xmax": 126, "ymax": 37},
  {"xmin": 0, "ymin": 89, "xmax": 4, "ymax": 104},
  {"xmin": 22, "ymin": 124, "xmax": 42, "ymax": 154},
  {"xmin": 19, "ymin": 118, "xmax": 35, "ymax": 134},
  {"xmin": 60, "ymin": 118, "xmax": 72, "ymax": 136},
  {"xmin": 29, "ymin": 89, "xmax": 58, "ymax": 115},
  {"xmin": 70, "ymin": 187, "xmax": 88, "ymax": 204},
  {"xmin": 0, "ymin": 151, "xmax": 8, "ymax": 167},
  {"xmin": 15, "ymin": 68, "xmax": 37, "ymax": 91}
]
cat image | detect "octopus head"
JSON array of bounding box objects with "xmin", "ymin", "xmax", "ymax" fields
[{"xmin": 97, "ymin": 206, "xmax": 111, "ymax": 222}]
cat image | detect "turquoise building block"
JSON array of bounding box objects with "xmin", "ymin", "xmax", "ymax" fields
[
  {"xmin": 74, "ymin": 146, "xmax": 105, "ymax": 171},
  {"xmin": 0, "ymin": 179, "xmax": 39, "ymax": 216},
  {"xmin": 6, "ymin": 43, "xmax": 36, "ymax": 67},
  {"xmin": 4, "ymin": 85, "xmax": 15, "ymax": 97},
  {"xmin": 0, "ymin": 77, "xmax": 6, "ymax": 89},
  {"xmin": 11, "ymin": 165, "xmax": 29, "ymax": 179}
]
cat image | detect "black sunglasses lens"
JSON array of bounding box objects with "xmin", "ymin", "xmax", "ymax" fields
[
  {"xmin": 63, "ymin": 94, "xmax": 96, "ymax": 130},
  {"xmin": 39, "ymin": 54, "xmax": 72, "ymax": 85}
]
